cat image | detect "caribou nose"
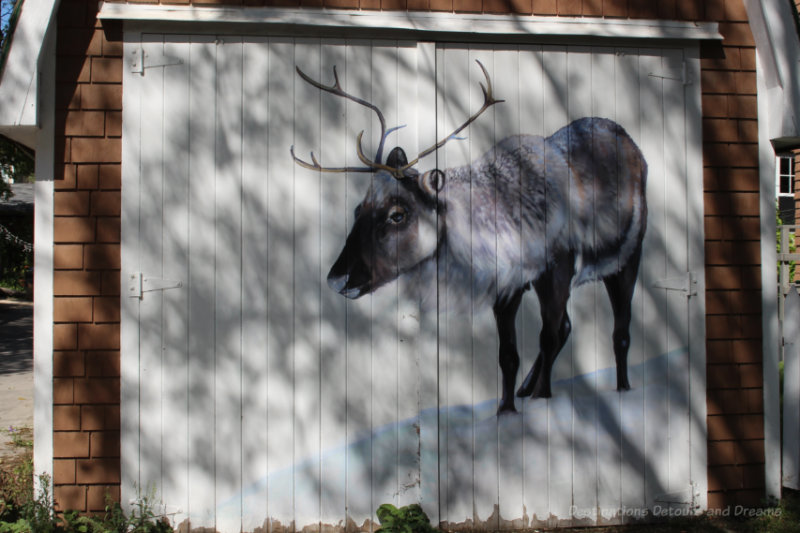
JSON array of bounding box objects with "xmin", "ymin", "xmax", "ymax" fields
[{"xmin": 327, "ymin": 273, "xmax": 349, "ymax": 294}]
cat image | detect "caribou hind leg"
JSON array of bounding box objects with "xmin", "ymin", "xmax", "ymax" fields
[
  {"xmin": 516, "ymin": 257, "xmax": 574, "ymax": 399},
  {"xmin": 602, "ymin": 242, "xmax": 643, "ymax": 391},
  {"xmin": 493, "ymin": 289, "xmax": 525, "ymax": 414},
  {"xmin": 516, "ymin": 312, "xmax": 571, "ymax": 399}
]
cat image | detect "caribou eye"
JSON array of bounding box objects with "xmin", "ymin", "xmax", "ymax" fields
[{"xmin": 387, "ymin": 205, "xmax": 407, "ymax": 225}]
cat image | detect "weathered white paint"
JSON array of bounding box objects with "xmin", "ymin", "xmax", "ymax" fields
[
  {"xmin": 98, "ymin": 3, "xmax": 722, "ymax": 43},
  {"xmin": 122, "ymin": 37, "xmax": 706, "ymax": 531},
  {"xmin": 784, "ymin": 289, "xmax": 800, "ymax": 489},
  {"xmin": 756, "ymin": 53, "xmax": 783, "ymax": 501}
]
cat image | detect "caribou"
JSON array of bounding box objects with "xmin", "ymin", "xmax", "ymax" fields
[{"xmin": 291, "ymin": 61, "xmax": 648, "ymax": 413}]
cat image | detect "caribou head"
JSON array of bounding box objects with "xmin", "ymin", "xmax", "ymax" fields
[{"xmin": 290, "ymin": 60, "xmax": 503, "ymax": 299}]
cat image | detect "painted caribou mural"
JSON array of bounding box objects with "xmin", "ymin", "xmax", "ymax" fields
[{"xmin": 291, "ymin": 61, "xmax": 648, "ymax": 414}]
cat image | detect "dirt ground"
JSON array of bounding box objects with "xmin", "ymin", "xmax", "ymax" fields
[{"xmin": 0, "ymin": 299, "xmax": 34, "ymax": 463}]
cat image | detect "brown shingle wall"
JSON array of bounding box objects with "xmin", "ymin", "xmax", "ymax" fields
[
  {"xmin": 700, "ymin": 3, "xmax": 766, "ymax": 509},
  {"xmin": 53, "ymin": 0, "xmax": 122, "ymax": 513},
  {"xmin": 53, "ymin": 0, "xmax": 765, "ymax": 515}
]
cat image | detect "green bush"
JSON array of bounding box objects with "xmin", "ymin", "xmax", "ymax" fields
[
  {"xmin": 0, "ymin": 454, "xmax": 33, "ymax": 525},
  {"xmin": 375, "ymin": 503, "xmax": 437, "ymax": 533},
  {"xmin": 0, "ymin": 470, "xmax": 174, "ymax": 533},
  {"xmin": 777, "ymin": 206, "xmax": 797, "ymax": 282}
]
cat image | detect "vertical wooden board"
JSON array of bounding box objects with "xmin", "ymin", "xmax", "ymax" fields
[
  {"xmin": 344, "ymin": 41, "xmax": 376, "ymax": 529},
  {"xmin": 565, "ymin": 45, "xmax": 598, "ymax": 525},
  {"xmin": 395, "ymin": 42, "xmax": 422, "ymax": 510},
  {"xmin": 138, "ymin": 35, "xmax": 166, "ymax": 499},
  {"xmin": 366, "ymin": 41, "xmax": 425, "ymax": 511},
  {"xmin": 637, "ymin": 50, "xmax": 670, "ymax": 511},
  {"xmin": 682, "ymin": 47, "xmax": 707, "ymax": 508},
  {"xmin": 186, "ymin": 35, "xmax": 218, "ymax": 529},
  {"xmin": 467, "ymin": 46, "xmax": 499, "ymax": 529},
  {"xmin": 417, "ymin": 40, "xmax": 439, "ymax": 525},
  {"xmin": 784, "ymin": 290, "xmax": 800, "ymax": 489},
  {"xmin": 493, "ymin": 47, "xmax": 525, "ymax": 530},
  {"xmin": 436, "ymin": 44, "xmax": 452, "ymax": 527},
  {"xmin": 240, "ymin": 37, "xmax": 271, "ymax": 532},
  {"xmin": 614, "ymin": 47, "xmax": 647, "ymax": 519},
  {"xmin": 434, "ymin": 45, "xmax": 449, "ymax": 528},
  {"xmin": 214, "ymin": 37, "xmax": 244, "ymax": 533},
  {"xmin": 265, "ymin": 39, "xmax": 296, "ymax": 528},
  {"xmin": 120, "ymin": 31, "xmax": 143, "ymax": 506},
  {"xmin": 369, "ymin": 43, "xmax": 401, "ymax": 513},
  {"xmin": 160, "ymin": 35, "xmax": 191, "ymax": 524},
  {"xmin": 518, "ymin": 44, "xmax": 550, "ymax": 527},
  {"xmin": 590, "ymin": 47, "xmax": 622, "ymax": 524},
  {"xmin": 292, "ymin": 40, "xmax": 323, "ymax": 529},
  {"xmin": 317, "ymin": 39, "xmax": 349, "ymax": 528},
  {"xmin": 660, "ymin": 47, "xmax": 693, "ymax": 508},
  {"xmin": 540, "ymin": 45, "xmax": 573, "ymax": 527},
  {"xmin": 439, "ymin": 45, "xmax": 475, "ymax": 529}
]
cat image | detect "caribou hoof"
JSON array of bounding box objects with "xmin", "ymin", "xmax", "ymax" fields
[{"xmin": 497, "ymin": 401, "xmax": 518, "ymax": 415}]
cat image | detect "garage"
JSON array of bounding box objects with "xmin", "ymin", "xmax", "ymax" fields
[{"xmin": 119, "ymin": 21, "xmax": 710, "ymax": 531}]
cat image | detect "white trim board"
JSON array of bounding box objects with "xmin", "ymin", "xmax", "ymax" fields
[
  {"xmin": 0, "ymin": 0, "xmax": 59, "ymax": 147},
  {"xmin": 98, "ymin": 3, "xmax": 721, "ymax": 42},
  {"xmin": 757, "ymin": 53, "xmax": 783, "ymax": 502},
  {"xmin": 33, "ymin": 20, "xmax": 57, "ymax": 496}
]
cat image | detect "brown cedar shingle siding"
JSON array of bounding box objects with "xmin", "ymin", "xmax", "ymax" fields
[
  {"xmin": 53, "ymin": 0, "xmax": 121, "ymax": 513},
  {"xmin": 700, "ymin": 11, "xmax": 765, "ymax": 508},
  {"xmin": 52, "ymin": 0, "xmax": 766, "ymax": 516}
]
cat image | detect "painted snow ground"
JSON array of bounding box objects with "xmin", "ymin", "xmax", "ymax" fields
[{"xmin": 218, "ymin": 348, "xmax": 690, "ymax": 529}]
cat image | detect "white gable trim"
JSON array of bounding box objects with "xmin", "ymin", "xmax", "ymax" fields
[
  {"xmin": 745, "ymin": 0, "xmax": 800, "ymax": 150},
  {"xmin": 98, "ymin": 3, "xmax": 721, "ymax": 42},
  {"xmin": 0, "ymin": 0, "xmax": 59, "ymax": 148}
]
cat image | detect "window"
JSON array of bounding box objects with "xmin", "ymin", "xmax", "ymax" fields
[{"xmin": 777, "ymin": 155, "xmax": 795, "ymax": 197}]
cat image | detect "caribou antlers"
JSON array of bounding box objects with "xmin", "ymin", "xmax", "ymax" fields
[{"xmin": 290, "ymin": 60, "xmax": 504, "ymax": 178}]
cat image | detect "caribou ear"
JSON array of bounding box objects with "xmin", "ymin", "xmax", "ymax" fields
[
  {"xmin": 385, "ymin": 147, "xmax": 408, "ymax": 169},
  {"xmin": 420, "ymin": 169, "xmax": 445, "ymax": 197}
]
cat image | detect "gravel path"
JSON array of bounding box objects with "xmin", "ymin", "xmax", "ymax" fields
[{"xmin": 0, "ymin": 299, "xmax": 34, "ymax": 462}]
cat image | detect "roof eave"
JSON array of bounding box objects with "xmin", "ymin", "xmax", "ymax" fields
[
  {"xmin": 745, "ymin": 0, "xmax": 800, "ymax": 149},
  {"xmin": 0, "ymin": 0, "xmax": 60, "ymax": 150}
]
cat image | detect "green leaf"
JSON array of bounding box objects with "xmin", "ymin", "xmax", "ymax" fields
[
  {"xmin": 375, "ymin": 503, "xmax": 436, "ymax": 533},
  {"xmin": 376, "ymin": 503, "xmax": 399, "ymax": 525}
]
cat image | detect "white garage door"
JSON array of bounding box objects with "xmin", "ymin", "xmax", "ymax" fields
[{"xmin": 121, "ymin": 35, "xmax": 705, "ymax": 531}]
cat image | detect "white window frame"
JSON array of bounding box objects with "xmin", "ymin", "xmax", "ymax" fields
[{"xmin": 777, "ymin": 154, "xmax": 796, "ymax": 197}]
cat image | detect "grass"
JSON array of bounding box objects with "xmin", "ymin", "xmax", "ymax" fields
[
  {"xmin": 0, "ymin": 426, "xmax": 174, "ymax": 532},
  {"xmin": 0, "ymin": 428, "xmax": 34, "ymax": 526}
]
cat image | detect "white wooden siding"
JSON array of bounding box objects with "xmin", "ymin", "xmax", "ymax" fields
[{"xmin": 122, "ymin": 36, "xmax": 705, "ymax": 531}]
